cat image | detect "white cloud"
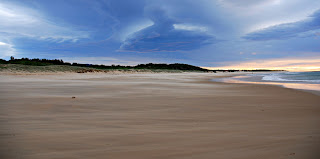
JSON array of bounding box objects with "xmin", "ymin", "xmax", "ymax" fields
[
  {"xmin": 243, "ymin": 9, "xmax": 320, "ymax": 41},
  {"xmin": 0, "ymin": 2, "xmax": 89, "ymax": 42},
  {"xmin": 0, "ymin": 42, "xmax": 10, "ymax": 46},
  {"xmin": 173, "ymin": 24, "xmax": 208, "ymax": 32},
  {"xmin": 118, "ymin": 20, "xmax": 154, "ymax": 41},
  {"xmin": 0, "ymin": 2, "xmax": 90, "ymax": 58},
  {"xmin": 218, "ymin": 0, "xmax": 282, "ymax": 7},
  {"xmin": 0, "ymin": 41, "xmax": 16, "ymax": 58},
  {"xmin": 215, "ymin": 0, "xmax": 320, "ymax": 35}
]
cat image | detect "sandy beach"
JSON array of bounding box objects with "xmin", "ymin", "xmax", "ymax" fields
[{"xmin": 0, "ymin": 72, "xmax": 319, "ymax": 159}]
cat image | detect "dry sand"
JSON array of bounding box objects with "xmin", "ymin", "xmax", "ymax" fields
[{"xmin": 0, "ymin": 72, "xmax": 319, "ymax": 159}]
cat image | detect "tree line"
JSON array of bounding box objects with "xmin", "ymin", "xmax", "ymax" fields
[
  {"xmin": 0, "ymin": 57, "xmax": 284, "ymax": 72},
  {"xmin": 0, "ymin": 57, "xmax": 209, "ymax": 71}
]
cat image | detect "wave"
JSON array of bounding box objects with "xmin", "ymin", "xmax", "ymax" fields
[
  {"xmin": 283, "ymin": 72, "xmax": 299, "ymax": 75},
  {"xmin": 261, "ymin": 73, "xmax": 320, "ymax": 83}
]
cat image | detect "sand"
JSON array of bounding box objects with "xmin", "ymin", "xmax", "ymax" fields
[{"xmin": 0, "ymin": 72, "xmax": 319, "ymax": 159}]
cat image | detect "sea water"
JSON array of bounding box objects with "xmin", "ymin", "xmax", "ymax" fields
[
  {"xmin": 214, "ymin": 71, "xmax": 320, "ymax": 94},
  {"xmin": 261, "ymin": 71, "xmax": 320, "ymax": 84}
]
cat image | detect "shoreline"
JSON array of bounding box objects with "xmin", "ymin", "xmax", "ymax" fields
[
  {"xmin": 1, "ymin": 72, "xmax": 320, "ymax": 158},
  {"xmin": 212, "ymin": 72, "xmax": 320, "ymax": 96}
]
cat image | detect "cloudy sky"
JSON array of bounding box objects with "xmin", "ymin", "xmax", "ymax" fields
[{"xmin": 0, "ymin": 0, "xmax": 320, "ymax": 69}]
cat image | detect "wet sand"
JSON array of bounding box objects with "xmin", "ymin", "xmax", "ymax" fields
[{"xmin": 0, "ymin": 73, "xmax": 319, "ymax": 159}]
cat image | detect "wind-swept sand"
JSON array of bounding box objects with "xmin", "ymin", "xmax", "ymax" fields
[{"xmin": 0, "ymin": 72, "xmax": 319, "ymax": 159}]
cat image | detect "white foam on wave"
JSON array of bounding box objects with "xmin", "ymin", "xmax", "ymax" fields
[
  {"xmin": 262, "ymin": 73, "xmax": 320, "ymax": 83},
  {"xmin": 262, "ymin": 73, "xmax": 285, "ymax": 81},
  {"xmin": 284, "ymin": 72, "xmax": 300, "ymax": 75}
]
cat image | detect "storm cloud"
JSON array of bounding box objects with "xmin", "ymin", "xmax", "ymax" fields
[
  {"xmin": 119, "ymin": 7, "xmax": 216, "ymax": 52},
  {"xmin": 1, "ymin": 0, "xmax": 319, "ymax": 67},
  {"xmin": 243, "ymin": 9, "xmax": 320, "ymax": 41}
]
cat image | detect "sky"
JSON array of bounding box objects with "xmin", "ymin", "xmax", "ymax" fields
[{"xmin": 0, "ymin": 0, "xmax": 320, "ymax": 70}]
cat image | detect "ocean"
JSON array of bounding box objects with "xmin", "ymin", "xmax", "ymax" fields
[
  {"xmin": 261, "ymin": 71, "xmax": 320, "ymax": 83},
  {"xmin": 213, "ymin": 71, "xmax": 320, "ymax": 94}
]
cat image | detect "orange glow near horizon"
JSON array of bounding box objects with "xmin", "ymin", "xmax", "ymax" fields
[{"xmin": 203, "ymin": 57, "xmax": 320, "ymax": 72}]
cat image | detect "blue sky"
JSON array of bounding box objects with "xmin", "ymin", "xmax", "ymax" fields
[{"xmin": 0, "ymin": 0, "xmax": 320, "ymax": 68}]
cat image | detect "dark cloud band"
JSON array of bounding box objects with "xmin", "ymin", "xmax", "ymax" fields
[
  {"xmin": 243, "ymin": 9, "xmax": 320, "ymax": 41},
  {"xmin": 119, "ymin": 7, "xmax": 216, "ymax": 52}
]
